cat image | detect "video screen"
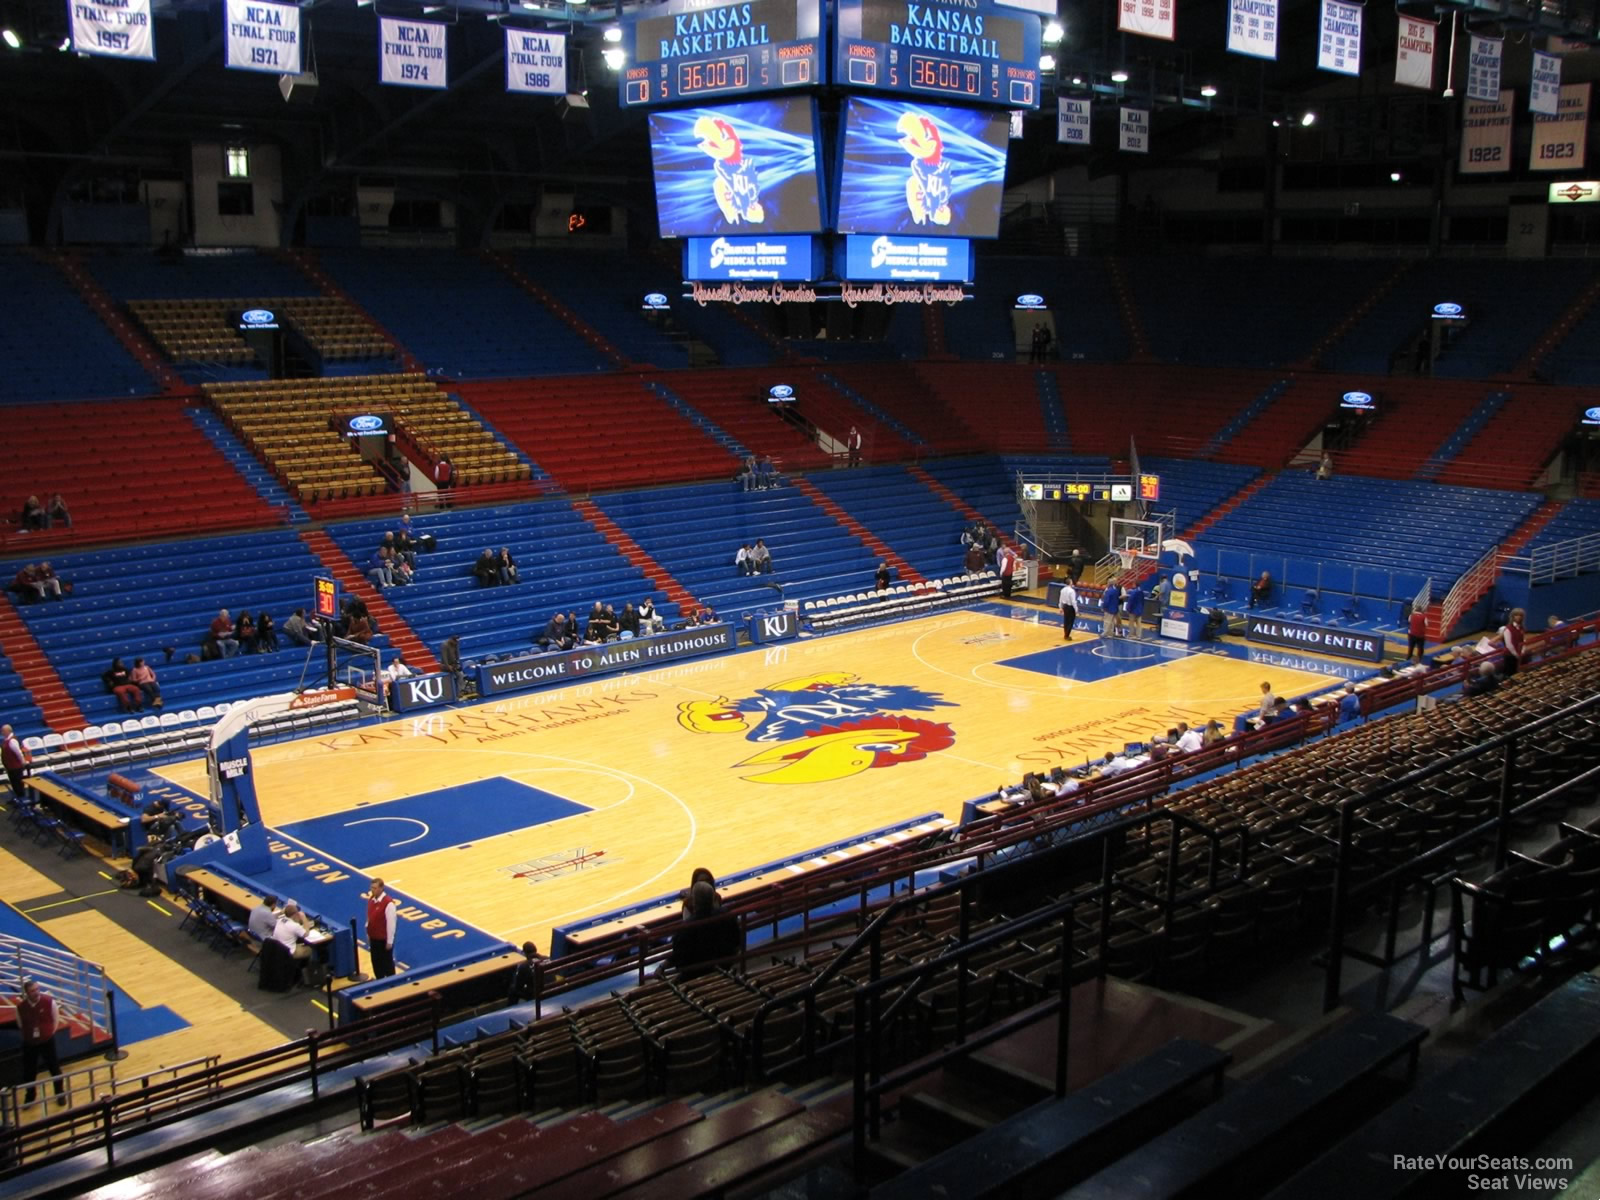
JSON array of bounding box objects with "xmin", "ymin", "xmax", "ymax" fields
[
  {"xmin": 835, "ymin": 97, "xmax": 1009, "ymax": 239},
  {"xmin": 648, "ymin": 97, "xmax": 824, "ymax": 238}
]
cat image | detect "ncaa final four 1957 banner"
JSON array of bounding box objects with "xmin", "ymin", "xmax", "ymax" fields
[
  {"xmin": 71, "ymin": 0, "xmax": 154, "ymax": 60},
  {"xmin": 1460, "ymin": 90, "xmax": 1513, "ymax": 175}
]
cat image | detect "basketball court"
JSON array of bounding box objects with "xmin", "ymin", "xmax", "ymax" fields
[{"xmin": 135, "ymin": 601, "xmax": 1362, "ymax": 968}]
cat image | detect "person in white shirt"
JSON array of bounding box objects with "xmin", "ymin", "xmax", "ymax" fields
[
  {"xmin": 382, "ymin": 652, "xmax": 415, "ymax": 683},
  {"xmin": 1176, "ymin": 724, "xmax": 1205, "ymax": 754},
  {"xmin": 639, "ymin": 597, "xmax": 664, "ymax": 634},
  {"xmin": 1059, "ymin": 582, "xmax": 1081, "ymax": 641},
  {"xmin": 735, "ymin": 544, "xmax": 752, "ymax": 576},
  {"xmin": 272, "ymin": 902, "xmax": 313, "ymax": 961}
]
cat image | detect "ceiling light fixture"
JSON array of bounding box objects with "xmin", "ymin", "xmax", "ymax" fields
[
  {"xmin": 1042, "ymin": 19, "xmax": 1063, "ymax": 43},
  {"xmin": 1200, "ymin": 84, "xmax": 1217, "ymax": 98},
  {"xmin": 1039, "ymin": 53, "xmax": 1055, "ymax": 71},
  {"xmin": 1110, "ymin": 68, "xmax": 1128, "ymax": 83},
  {"xmin": 1301, "ymin": 110, "xmax": 1317, "ymax": 126},
  {"xmin": 3, "ymin": 29, "xmax": 21, "ymax": 49},
  {"xmin": 601, "ymin": 46, "xmax": 625, "ymax": 69},
  {"xmin": 603, "ymin": 24, "xmax": 621, "ymax": 42}
]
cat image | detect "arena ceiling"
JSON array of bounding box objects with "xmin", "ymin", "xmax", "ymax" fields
[{"xmin": 0, "ymin": 0, "xmax": 1595, "ymax": 219}]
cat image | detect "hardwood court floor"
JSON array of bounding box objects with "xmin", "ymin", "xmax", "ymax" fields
[{"xmin": 146, "ymin": 604, "xmax": 1354, "ymax": 955}]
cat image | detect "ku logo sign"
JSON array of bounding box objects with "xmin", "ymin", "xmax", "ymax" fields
[
  {"xmin": 241, "ymin": 308, "xmax": 276, "ymax": 326},
  {"xmin": 676, "ymin": 670, "xmax": 954, "ymax": 785},
  {"xmin": 348, "ymin": 414, "xmax": 385, "ymax": 433},
  {"xmin": 403, "ymin": 676, "xmax": 445, "ymax": 705},
  {"xmin": 759, "ymin": 612, "xmax": 795, "ymax": 640}
]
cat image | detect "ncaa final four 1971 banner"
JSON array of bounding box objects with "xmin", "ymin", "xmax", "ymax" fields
[
  {"xmin": 225, "ymin": 0, "xmax": 300, "ymax": 73},
  {"xmin": 1460, "ymin": 90, "xmax": 1513, "ymax": 175},
  {"xmin": 71, "ymin": 0, "xmax": 154, "ymax": 60}
]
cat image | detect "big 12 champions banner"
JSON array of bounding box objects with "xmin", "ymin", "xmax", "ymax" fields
[
  {"xmin": 1393, "ymin": 15, "xmax": 1435, "ymax": 90},
  {"xmin": 71, "ymin": 0, "xmax": 155, "ymax": 60},
  {"xmin": 1459, "ymin": 90, "xmax": 1513, "ymax": 174},
  {"xmin": 1531, "ymin": 83, "xmax": 1591, "ymax": 172},
  {"xmin": 380, "ymin": 18, "xmax": 448, "ymax": 89},
  {"xmin": 1466, "ymin": 34, "xmax": 1502, "ymax": 103},
  {"xmin": 225, "ymin": 0, "xmax": 301, "ymax": 73}
]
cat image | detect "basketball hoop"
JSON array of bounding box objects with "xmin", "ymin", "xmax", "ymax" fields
[{"xmin": 1115, "ymin": 549, "xmax": 1138, "ymax": 574}]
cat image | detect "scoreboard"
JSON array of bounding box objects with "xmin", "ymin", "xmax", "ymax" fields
[
  {"xmin": 834, "ymin": 0, "xmax": 1041, "ymax": 109},
  {"xmin": 1022, "ymin": 478, "xmax": 1155, "ymax": 502},
  {"xmin": 620, "ymin": 0, "xmax": 824, "ymax": 108}
]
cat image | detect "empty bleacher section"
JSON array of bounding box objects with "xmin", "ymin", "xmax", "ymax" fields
[
  {"xmin": 6, "ymin": 529, "xmax": 356, "ymax": 725},
  {"xmin": 1528, "ymin": 497, "xmax": 1600, "ymax": 553},
  {"xmin": 1432, "ymin": 384, "xmax": 1579, "ymax": 490},
  {"xmin": 460, "ymin": 376, "xmax": 740, "ymax": 491},
  {"xmin": 1538, "ymin": 274, "xmax": 1600, "ymax": 384},
  {"xmin": 128, "ymin": 296, "xmax": 395, "ymax": 374},
  {"xmin": 805, "ymin": 465, "xmax": 987, "ymax": 581},
  {"xmin": 828, "ymin": 363, "xmax": 979, "ymax": 454},
  {"xmin": 594, "ymin": 482, "xmax": 883, "ymax": 615},
  {"xmin": 1196, "ymin": 470, "xmax": 1542, "ymax": 618},
  {"xmin": 1321, "ymin": 258, "xmax": 1592, "ymax": 376},
  {"xmin": 315, "ymin": 249, "xmax": 613, "ymax": 378},
  {"xmin": 1212, "ymin": 374, "xmax": 1341, "ymax": 468},
  {"xmin": 915, "ymin": 457, "xmax": 1026, "ymax": 540},
  {"xmin": 511, "ymin": 250, "xmax": 690, "ymax": 370},
  {"xmin": 642, "ymin": 369, "xmax": 834, "ymax": 471},
  {"xmin": 326, "ymin": 498, "xmax": 666, "ymax": 664},
  {"xmin": 1124, "ymin": 256, "xmax": 1391, "ymax": 368},
  {"xmin": 1138, "ymin": 457, "xmax": 1262, "ymax": 536},
  {"xmin": 913, "ymin": 362, "xmax": 1052, "ymax": 451},
  {"xmin": 1, "ymin": 397, "xmax": 282, "ymax": 547},
  {"xmin": 1052, "ymin": 365, "xmax": 1285, "ymax": 458},
  {"xmin": 0, "ymin": 253, "xmax": 156, "ymax": 402},
  {"xmin": 1333, "ymin": 378, "xmax": 1500, "ymax": 480},
  {"xmin": 205, "ymin": 373, "xmax": 529, "ymax": 503},
  {"xmin": 86, "ymin": 247, "xmax": 320, "ymax": 303}
]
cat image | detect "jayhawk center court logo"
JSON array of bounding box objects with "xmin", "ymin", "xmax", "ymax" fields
[{"xmin": 677, "ymin": 671, "xmax": 955, "ymax": 784}]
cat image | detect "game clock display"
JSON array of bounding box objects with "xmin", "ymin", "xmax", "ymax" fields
[
  {"xmin": 620, "ymin": 0, "xmax": 823, "ymax": 108},
  {"xmin": 834, "ymin": 0, "xmax": 1041, "ymax": 109}
]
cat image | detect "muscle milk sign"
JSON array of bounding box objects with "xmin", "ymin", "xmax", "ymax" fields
[
  {"xmin": 1245, "ymin": 614, "xmax": 1384, "ymax": 662},
  {"xmin": 225, "ymin": 0, "xmax": 301, "ymax": 74},
  {"xmin": 71, "ymin": 0, "xmax": 154, "ymax": 60},
  {"xmin": 505, "ymin": 29, "xmax": 567, "ymax": 95},
  {"xmin": 380, "ymin": 18, "xmax": 447, "ymax": 89}
]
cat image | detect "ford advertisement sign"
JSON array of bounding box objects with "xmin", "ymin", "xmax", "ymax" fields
[
  {"xmin": 239, "ymin": 308, "xmax": 278, "ymax": 330},
  {"xmin": 1014, "ymin": 293, "xmax": 1046, "ymax": 310},
  {"xmin": 1584, "ymin": 406, "xmax": 1600, "ymax": 427},
  {"xmin": 345, "ymin": 413, "xmax": 391, "ymax": 437},
  {"xmin": 1432, "ymin": 302, "xmax": 1467, "ymax": 321},
  {"xmin": 1341, "ymin": 391, "xmax": 1375, "ymax": 410},
  {"xmin": 641, "ymin": 292, "xmax": 670, "ymax": 310},
  {"xmin": 768, "ymin": 384, "xmax": 796, "ymax": 404}
]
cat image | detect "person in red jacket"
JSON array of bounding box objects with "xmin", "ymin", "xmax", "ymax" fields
[
  {"xmin": 1, "ymin": 724, "xmax": 30, "ymax": 800},
  {"xmin": 17, "ymin": 979, "xmax": 65, "ymax": 1106},
  {"xmin": 1406, "ymin": 605, "xmax": 1428, "ymax": 662},
  {"xmin": 365, "ymin": 878, "xmax": 399, "ymax": 979}
]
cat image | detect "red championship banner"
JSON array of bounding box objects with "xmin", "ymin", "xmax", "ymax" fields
[
  {"xmin": 1531, "ymin": 82, "xmax": 1590, "ymax": 172},
  {"xmin": 1394, "ymin": 15, "xmax": 1435, "ymax": 90},
  {"xmin": 1119, "ymin": 0, "xmax": 1174, "ymax": 41},
  {"xmin": 1459, "ymin": 90, "xmax": 1513, "ymax": 175}
]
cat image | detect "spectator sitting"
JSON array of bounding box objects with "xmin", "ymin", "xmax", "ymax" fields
[
  {"xmin": 473, "ymin": 549, "xmax": 499, "ymax": 588},
  {"xmin": 393, "ymin": 529, "xmax": 418, "ymax": 568},
  {"xmin": 738, "ymin": 456, "xmax": 757, "ymax": 492},
  {"xmin": 751, "ymin": 539, "xmax": 773, "ymax": 574},
  {"xmin": 46, "ymin": 494, "xmax": 71, "ymax": 529},
  {"xmin": 103, "ymin": 658, "xmax": 144, "ymax": 713},
  {"xmin": 382, "ymin": 650, "xmax": 414, "ymax": 682},
  {"xmin": 1249, "ymin": 571, "xmax": 1273, "ymax": 610},
  {"xmin": 247, "ymin": 894, "xmax": 281, "ymax": 942},
  {"xmin": 1338, "ymin": 683, "xmax": 1362, "ymax": 723},
  {"xmin": 235, "ymin": 611, "xmax": 257, "ymax": 654},
  {"xmin": 283, "ymin": 608, "xmax": 312, "ymax": 647},
  {"xmin": 1465, "ymin": 660, "xmax": 1500, "ymax": 697},
  {"xmin": 695, "ymin": 603, "xmax": 718, "ymax": 625},
  {"xmin": 618, "ymin": 602, "xmax": 640, "ymax": 639},
  {"xmin": 639, "ymin": 598, "xmax": 664, "ymax": 634},
  {"xmin": 37, "ymin": 562, "xmax": 65, "ymax": 599},
  {"xmin": 875, "ymin": 561, "xmax": 891, "ymax": 592},
  {"xmin": 538, "ymin": 611, "xmax": 570, "ymax": 651},
  {"xmin": 20, "ymin": 495, "xmax": 47, "ymax": 531},
  {"xmin": 735, "ymin": 543, "xmax": 752, "ymax": 576},
  {"xmin": 368, "ymin": 546, "xmax": 394, "ymax": 589},
  {"xmin": 390, "ymin": 554, "xmax": 414, "ymax": 587},
  {"xmin": 668, "ymin": 881, "xmax": 741, "ymax": 979},
  {"xmin": 497, "ymin": 548, "xmax": 519, "ymax": 586},
  {"xmin": 1176, "ymin": 722, "xmax": 1204, "ymax": 753},
  {"xmin": 210, "ymin": 609, "xmax": 240, "ymax": 658},
  {"xmin": 1202, "ymin": 719, "xmax": 1226, "ymax": 746},
  {"xmin": 256, "ymin": 612, "xmax": 277, "ymax": 653},
  {"xmin": 12, "ymin": 564, "xmax": 61, "ymax": 603},
  {"xmin": 507, "ymin": 940, "xmax": 547, "ymax": 1003},
  {"xmin": 677, "ymin": 867, "xmax": 722, "ymax": 917},
  {"xmin": 130, "ymin": 658, "xmax": 163, "ymax": 709},
  {"xmin": 347, "ymin": 610, "xmax": 373, "ymax": 645}
]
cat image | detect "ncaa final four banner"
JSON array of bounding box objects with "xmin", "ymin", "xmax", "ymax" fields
[
  {"xmin": 1317, "ymin": 0, "xmax": 1361, "ymax": 76},
  {"xmin": 380, "ymin": 18, "xmax": 447, "ymax": 89},
  {"xmin": 1466, "ymin": 34, "xmax": 1502, "ymax": 103},
  {"xmin": 1119, "ymin": 107, "xmax": 1149, "ymax": 153},
  {"xmin": 1057, "ymin": 98, "xmax": 1090, "ymax": 145},
  {"xmin": 224, "ymin": 0, "xmax": 301, "ymax": 74},
  {"xmin": 70, "ymin": 0, "xmax": 154, "ymax": 60},
  {"xmin": 505, "ymin": 28, "xmax": 567, "ymax": 95},
  {"xmin": 1459, "ymin": 90, "xmax": 1513, "ymax": 174},
  {"xmin": 1118, "ymin": 0, "xmax": 1174, "ymax": 41},
  {"xmin": 1227, "ymin": 0, "xmax": 1278, "ymax": 61},
  {"xmin": 1531, "ymin": 83, "xmax": 1591, "ymax": 172},
  {"xmin": 1394, "ymin": 15, "xmax": 1435, "ymax": 90}
]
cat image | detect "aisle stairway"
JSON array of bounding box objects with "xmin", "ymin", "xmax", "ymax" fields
[
  {"xmin": 793, "ymin": 478, "xmax": 925, "ymax": 584},
  {"xmin": 570, "ymin": 499, "xmax": 698, "ymax": 614},
  {"xmin": 298, "ymin": 530, "xmax": 442, "ymax": 675},
  {"xmin": 0, "ymin": 595, "xmax": 85, "ymax": 733}
]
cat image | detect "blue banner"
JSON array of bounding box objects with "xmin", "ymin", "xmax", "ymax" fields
[
  {"xmin": 649, "ymin": 98, "xmax": 825, "ymax": 238},
  {"xmin": 1243, "ymin": 614, "xmax": 1384, "ymax": 662},
  {"xmin": 476, "ymin": 625, "xmax": 737, "ymax": 697},
  {"xmin": 684, "ymin": 234, "xmax": 818, "ymax": 280},
  {"xmin": 840, "ymin": 234, "xmax": 971, "ymax": 281},
  {"xmin": 835, "ymin": 97, "xmax": 1008, "ymax": 238}
]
